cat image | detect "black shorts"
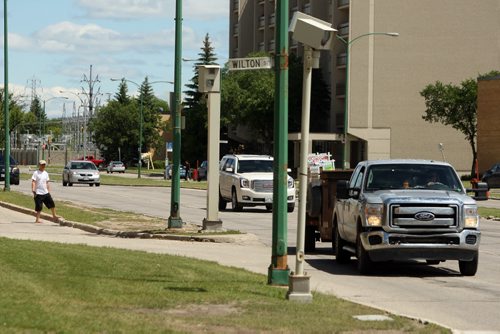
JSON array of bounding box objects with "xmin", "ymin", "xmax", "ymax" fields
[{"xmin": 34, "ymin": 193, "xmax": 55, "ymax": 212}]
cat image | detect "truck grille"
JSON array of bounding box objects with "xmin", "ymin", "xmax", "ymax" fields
[
  {"xmin": 253, "ymin": 180, "xmax": 273, "ymax": 193},
  {"xmin": 389, "ymin": 204, "xmax": 458, "ymax": 228}
]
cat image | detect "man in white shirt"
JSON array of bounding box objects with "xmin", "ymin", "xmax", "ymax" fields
[{"xmin": 31, "ymin": 160, "xmax": 57, "ymax": 224}]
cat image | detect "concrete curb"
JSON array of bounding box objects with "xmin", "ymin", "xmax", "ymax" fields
[{"xmin": 0, "ymin": 201, "xmax": 257, "ymax": 244}]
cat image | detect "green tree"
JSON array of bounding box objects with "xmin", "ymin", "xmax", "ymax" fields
[
  {"xmin": 90, "ymin": 79, "xmax": 169, "ymax": 163},
  {"xmin": 182, "ymin": 33, "xmax": 218, "ymax": 163},
  {"xmin": 0, "ymin": 88, "xmax": 26, "ymax": 146},
  {"xmin": 420, "ymin": 70, "xmax": 500, "ymax": 176}
]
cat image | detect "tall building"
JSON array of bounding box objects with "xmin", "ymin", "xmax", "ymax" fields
[{"xmin": 230, "ymin": 0, "xmax": 500, "ymax": 172}]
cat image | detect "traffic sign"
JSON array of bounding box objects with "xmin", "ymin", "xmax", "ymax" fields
[{"xmin": 228, "ymin": 57, "xmax": 273, "ymax": 71}]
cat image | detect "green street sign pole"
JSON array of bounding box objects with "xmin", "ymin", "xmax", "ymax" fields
[
  {"xmin": 268, "ymin": 0, "xmax": 290, "ymax": 285},
  {"xmin": 3, "ymin": 0, "xmax": 11, "ymax": 191},
  {"xmin": 168, "ymin": 0, "xmax": 183, "ymax": 228}
]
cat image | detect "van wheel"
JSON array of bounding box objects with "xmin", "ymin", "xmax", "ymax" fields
[
  {"xmin": 459, "ymin": 252, "xmax": 478, "ymax": 276},
  {"xmin": 231, "ymin": 189, "xmax": 243, "ymax": 212}
]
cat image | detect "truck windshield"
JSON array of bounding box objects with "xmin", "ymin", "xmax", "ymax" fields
[
  {"xmin": 365, "ymin": 164, "xmax": 463, "ymax": 192},
  {"xmin": 237, "ymin": 160, "xmax": 274, "ymax": 173}
]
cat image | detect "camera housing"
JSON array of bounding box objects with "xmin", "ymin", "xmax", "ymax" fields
[
  {"xmin": 289, "ymin": 11, "xmax": 336, "ymax": 50},
  {"xmin": 198, "ymin": 65, "xmax": 221, "ymax": 93}
]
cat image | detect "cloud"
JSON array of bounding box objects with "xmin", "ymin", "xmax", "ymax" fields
[
  {"xmin": 77, "ymin": 0, "xmax": 168, "ymax": 19},
  {"xmin": 77, "ymin": 0, "xmax": 228, "ymax": 20},
  {"xmin": 34, "ymin": 21, "xmax": 172, "ymax": 53}
]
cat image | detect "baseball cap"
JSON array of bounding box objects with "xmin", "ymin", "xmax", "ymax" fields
[{"xmin": 39, "ymin": 160, "xmax": 47, "ymax": 165}]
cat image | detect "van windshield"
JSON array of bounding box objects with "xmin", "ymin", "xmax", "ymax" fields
[{"xmin": 237, "ymin": 160, "xmax": 274, "ymax": 173}]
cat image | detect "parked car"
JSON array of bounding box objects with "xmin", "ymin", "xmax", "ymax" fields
[
  {"xmin": 106, "ymin": 161, "xmax": 126, "ymax": 174},
  {"xmin": 219, "ymin": 154, "xmax": 295, "ymax": 212},
  {"xmin": 164, "ymin": 164, "xmax": 187, "ymax": 180},
  {"xmin": 481, "ymin": 163, "xmax": 500, "ymax": 189},
  {"xmin": 197, "ymin": 160, "xmax": 208, "ymax": 181},
  {"xmin": 79, "ymin": 155, "xmax": 105, "ymax": 169},
  {"xmin": 0, "ymin": 155, "xmax": 20, "ymax": 185},
  {"xmin": 62, "ymin": 160, "xmax": 100, "ymax": 187}
]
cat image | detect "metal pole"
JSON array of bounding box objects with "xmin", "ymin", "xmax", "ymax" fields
[
  {"xmin": 168, "ymin": 0, "xmax": 183, "ymax": 228},
  {"xmin": 138, "ymin": 96, "xmax": 143, "ymax": 178},
  {"xmin": 42, "ymin": 101, "xmax": 45, "ymax": 160},
  {"xmin": 3, "ymin": 0, "xmax": 10, "ymax": 190},
  {"xmin": 268, "ymin": 0, "xmax": 290, "ymax": 286},
  {"xmin": 286, "ymin": 46, "xmax": 314, "ymax": 302},
  {"xmin": 203, "ymin": 88, "xmax": 222, "ymax": 231}
]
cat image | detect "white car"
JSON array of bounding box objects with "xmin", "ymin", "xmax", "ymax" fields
[
  {"xmin": 219, "ymin": 154, "xmax": 295, "ymax": 212},
  {"xmin": 62, "ymin": 160, "xmax": 100, "ymax": 187},
  {"xmin": 106, "ymin": 161, "xmax": 126, "ymax": 173}
]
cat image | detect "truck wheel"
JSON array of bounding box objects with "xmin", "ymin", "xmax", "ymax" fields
[
  {"xmin": 459, "ymin": 252, "xmax": 478, "ymax": 276},
  {"xmin": 63, "ymin": 180, "xmax": 67, "ymax": 186},
  {"xmin": 357, "ymin": 232, "xmax": 373, "ymax": 275},
  {"xmin": 218, "ymin": 191, "xmax": 227, "ymax": 211},
  {"xmin": 265, "ymin": 204, "xmax": 273, "ymax": 212},
  {"xmin": 287, "ymin": 203, "xmax": 295, "ymax": 213},
  {"xmin": 231, "ymin": 189, "xmax": 243, "ymax": 212},
  {"xmin": 304, "ymin": 225, "xmax": 316, "ymax": 252},
  {"xmin": 334, "ymin": 223, "xmax": 350, "ymax": 263}
]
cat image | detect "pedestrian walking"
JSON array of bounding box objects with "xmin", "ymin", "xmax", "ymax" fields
[{"xmin": 32, "ymin": 160, "xmax": 57, "ymax": 223}]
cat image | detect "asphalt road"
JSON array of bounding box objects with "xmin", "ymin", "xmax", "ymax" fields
[{"xmin": 7, "ymin": 178, "xmax": 500, "ymax": 332}]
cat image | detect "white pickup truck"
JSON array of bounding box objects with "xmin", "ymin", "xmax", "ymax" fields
[
  {"xmin": 219, "ymin": 154, "xmax": 295, "ymax": 212},
  {"xmin": 333, "ymin": 159, "xmax": 482, "ymax": 275}
]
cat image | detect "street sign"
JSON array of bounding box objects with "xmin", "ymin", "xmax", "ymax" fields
[
  {"xmin": 166, "ymin": 142, "xmax": 173, "ymax": 152},
  {"xmin": 228, "ymin": 57, "xmax": 273, "ymax": 71}
]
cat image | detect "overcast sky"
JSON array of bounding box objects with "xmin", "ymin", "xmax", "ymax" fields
[{"xmin": 1, "ymin": 0, "xmax": 229, "ymax": 118}]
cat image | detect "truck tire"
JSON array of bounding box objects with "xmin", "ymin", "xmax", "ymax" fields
[
  {"xmin": 287, "ymin": 203, "xmax": 295, "ymax": 213},
  {"xmin": 306, "ymin": 184, "xmax": 322, "ymax": 218},
  {"xmin": 459, "ymin": 252, "xmax": 478, "ymax": 276},
  {"xmin": 304, "ymin": 225, "xmax": 316, "ymax": 252},
  {"xmin": 334, "ymin": 222, "xmax": 350, "ymax": 263},
  {"xmin": 357, "ymin": 231, "xmax": 373, "ymax": 275}
]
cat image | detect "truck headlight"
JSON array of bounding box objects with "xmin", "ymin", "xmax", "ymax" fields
[
  {"xmin": 365, "ymin": 204, "xmax": 383, "ymax": 226},
  {"xmin": 240, "ymin": 178, "xmax": 250, "ymax": 188},
  {"xmin": 288, "ymin": 178, "xmax": 294, "ymax": 188},
  {"xmin": 464, "ymin": 205, "xmax": 479, "ymax": 228}
]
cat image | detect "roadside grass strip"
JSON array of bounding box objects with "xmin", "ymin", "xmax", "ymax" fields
[{"xmin": 0, "ymin": 238, "xmax": 449, "ymax": 333}]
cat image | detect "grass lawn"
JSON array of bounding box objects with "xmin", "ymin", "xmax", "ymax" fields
[{"xmin": 0, "ymin": 238, "xmax": 448, "ymax": 333}]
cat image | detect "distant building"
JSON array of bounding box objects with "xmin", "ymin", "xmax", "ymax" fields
[
  {"xmin": 477, "ymin": 75, "xmax": 500, "ymax": 174},
  {"xmin": 229, "ymin": 0, "xmax": 500, "ymax": 172}
]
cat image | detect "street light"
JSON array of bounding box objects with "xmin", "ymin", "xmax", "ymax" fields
[
  {"xmin": 3, "ymin": 0, "xmax": 11, "ymax": 190},
  {"xmin": 42, "ymin": 97, "xmax": 68, "ymax": 160},
  {"xmin": 110, "ymin": 78, "xmax": 174, "ymax": 179},
  {"xmin": 337, "ymin": 32, "xmax": 398, "ymax": 169}
]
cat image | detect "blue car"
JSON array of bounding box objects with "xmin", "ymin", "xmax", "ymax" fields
[
  {"xmin": 0, "ymin": 155, "xmax": 20, "ymax": 185},
  {"xmin": 164, "ymin": 165, "xmax": 187, "ymax": 180}
]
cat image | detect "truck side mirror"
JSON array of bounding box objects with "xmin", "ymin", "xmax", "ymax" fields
[{"xmin": 336, "ymin": 180, "xmax": 350, "ymax": 199}]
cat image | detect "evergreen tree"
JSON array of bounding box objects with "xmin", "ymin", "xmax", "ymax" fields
[
  {"xmin": 114, "ymin": 79, "xmax": 131, "ymax": 105},
  {"xmin": 182, "ymin": 33, "xmax": 218, "ymax": 164}
]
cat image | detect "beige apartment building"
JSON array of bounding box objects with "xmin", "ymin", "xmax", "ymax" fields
[
  {"xmin": 229, "ymin": 0, "xmax": 500, "ymax": 172},
  {"xmin": 477, "ymin": 75, "xmax": 500, "ymax": 173}
]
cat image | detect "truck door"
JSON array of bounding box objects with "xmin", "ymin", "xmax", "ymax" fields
[{"xmin": 344, "ymin": 166, "xmax": 365, "ymax": 241}]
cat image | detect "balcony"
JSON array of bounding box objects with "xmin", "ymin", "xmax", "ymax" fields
[
  {"xmin": 233, "ymin": 23, "xmax": 239, "ymax": 36},
  {"xmin": 269, "ymin": 39, "xmax": 275, "ymax": 51},
  {"xmin": 269, "ymin": 13, "xmax": 275, "ymax": 27},
  {"xmin": 336, "ymin": 53, "xmax": 347, "ymax": 68},
  {"xmin": 259, "ymin": 41, "xmax": 265, "ymax": 52},
  {"xmin": 336, "ymin": 84, "xmax": 346, "ymax": 98},
  {"xmin": 304, "ymin": 3, "xmax": 311, "ymax": 14},
  {"xmin": 338, "ymin": 0, "xmax": 350, "ymax": 10},
  {"xmin": 259, "ymin": 16, "xmax": 265, "ymax": 29},
  {"xmin": 233, "ymin": 0, "xmax": 239, "ymax": 11},
  {"xmin": 337, "ymin": 22, "xmax": 349, "ymax": 38}
]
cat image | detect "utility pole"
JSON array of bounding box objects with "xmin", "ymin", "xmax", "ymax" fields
[
  {"xmin": 3, "ymin": 0, "xmax": 11, "ymax": 190},
  {"xmin": 168, "ymin": 0, "xmax": 183, "ymax": 228},
  {"xmin": 268, "ymin": 0, "xmax": 290, "ymax": 285}
]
